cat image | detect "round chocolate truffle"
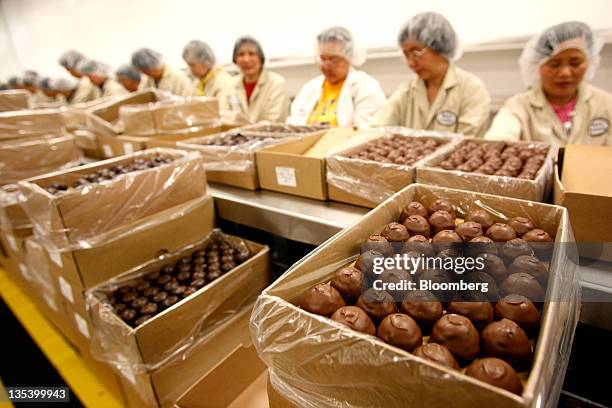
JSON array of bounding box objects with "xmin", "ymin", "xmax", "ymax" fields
[
  {"xmin": 467, "ymin": 236, "xmax": 498, "ymax": 257},
  {"xmin": 403, "ymin": 215, "xmax": 431, "ymax": 238},
  {"xmin": 377, "ymin": 313, "xmax": 422, "ymax": 352},
  {"xmin": 481, "ymin": 319, "xmax": 532, "ymax": 369},
  {"xmin": 429, "ymin": 199, "xmax": 455, "ymax": 216},
  {"xmin": 508, "ymin": 256, "xmax": 548, "ymax": 287},
  {"xmin": 501, "ymin": 239, "xmax": 534, "ymax": 262},
  {"xmin": 418, "ymin": 268, "xmax": 455, "ymax": 301},
  {"xmin": 356, "ymin": 289, "xmax": 397, "ymax": 321},
  {"xmin": 152, "ymin": 291, "xmax": 168, "ymax": 303},
  {"xmin": 331, "ymin": 267, "xmax": 365, "ymax": 303},
  {"xmin": 428, "ymin": 211, "xmax": 456, "ymax": 235},
  {"xmin": 455, "ymin": 221, "xmax": 484, "ymax": 242},
  {"xmin": 401, "ymin": 236, "xmax": 434, "ymax": 257},
  {"xmin": 413, "ymin": 343, "xmax": 460, "ymax": 370},
  {"xmin": 362, "ymin": 234, "xmax": 394, "ymax": 258},
  {"xmin": 432, "ymin": 230, "xmax": 462, "ymax": 245},
  {"xmin": 400, "ymin": 290, "xmax": 443, "ymax": 330},
  {"xmin": 354, "ymin": 250, "xmax": 385, "ymax": 278},
  {"xmin": 466, "ymin": 358, "xmax": 523, "ymax": 395},
  {"xmin": 162, "ymin": 295, "xmax": 180, "ymax": 308},
  {"xmin": 120, "ymin": 309, "xmax": 137, "ymax": 323},
  {"xmin": 131, "ymin": 296, "xmax": 148, "ymax": 309},
  {"xmin": 134, "ymin": 315, "xmax": 152, "ymax": 327},
  {"xmin": 331, "ymin": 306, "xmax": 376, "ymax": 335},
  {"xmin": 522, "ymin": 228, "xmax": 553, "ymax": 243},
  {"xmin": 522, "ymin": 229, "xmax": 554, "ymax": 259},
  {"xmin": 495, "ymin": 295, "xmax": 540, "ymax": 337},
  {"xmin": 299, "ymin": 283, "xmax": 345, "ymax": 317},
  {"xmin": 464, "ymin": 271, "xmax": 501, "ymax": 303},
  {"xmin": 381, "ymin": 222, "xmax": 410, "ymax": 242},
  {"xmin": 486, "ymin": 223, "xmax": 517, "ymax": 242},
  {"xmin": 140, "ymin": 302, "xmax": 159, "ymax": 315},
  {"xmin": 466, "ymin": 210, "xmax": 495, "ymax": 230},
  {"xmin": 430, "ymin": 314, "xmax": 480, "ymax": 361},
  {"xmin": 447, "ymin": 301, "xmax": 494, "ymax": 330},
  {"xmin": 379, "ymin": 268, "xmax": 413, "ymax": 300},
  {"xmin": 399, "ymin": 202, "xmax": 428, "ymax": 223},
  {"xmin": 480, "ymin": 253, "xmax": 508, "ymax": 283},
  {"xmin": 507, "ymin": 217, "xmax": 534, "ymax": 237},
  {"xmin": 500, "ymin": 273, "xmax": 545, "ymax": 302},
  {"xmin": 122, "ymin": 291, "xmax": 138, "ymax": 304}
]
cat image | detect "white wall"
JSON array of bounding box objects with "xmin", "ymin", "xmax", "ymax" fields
[{"xmin": 1, "ymin": 0, "xmax": 611, "ymax": 79}]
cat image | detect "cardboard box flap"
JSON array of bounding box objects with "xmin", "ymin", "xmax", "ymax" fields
[
  {"xmin": 251, "ymin": 184, "xmax": 579, "ymax": 408},
  {"xmin": 0, "ymin": 89, "xmax": 30, "ymax": 112},
  {"xmin": 561, "ymin": 144, "xmax": 612, "ymax": 197},
  {"xmin": 0, "ymin": 108, "xmax": 63, "ymax": 140}
]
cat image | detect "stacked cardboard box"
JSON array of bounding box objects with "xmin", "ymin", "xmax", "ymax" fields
[{"xmin": 0, "ymin": 90, "xmax": 30, "ymax": 112}]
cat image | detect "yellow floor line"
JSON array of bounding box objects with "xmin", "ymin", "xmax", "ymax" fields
[{"xmin": 0, "ymin": 267, "xmax": 124, "ymax": 408}]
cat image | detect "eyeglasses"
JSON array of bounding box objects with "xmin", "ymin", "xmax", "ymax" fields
[{"xmin": 403, "ymin": 47, "xmax": 428, "ymax": 61}]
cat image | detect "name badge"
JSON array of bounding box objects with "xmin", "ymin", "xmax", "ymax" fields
[
  {"xmin": 437, "ymin": 111, "xmax": 457, "ymax": 127},
  {"xmin": 589, "ymin": 118, "xmax": 610, "ymax": 137}
]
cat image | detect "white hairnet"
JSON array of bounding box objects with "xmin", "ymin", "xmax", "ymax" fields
[
  {"xmin": 79, "ymin": 59, "xmax": 112, "ymax": 76},
  {"xmin": 183, "ymin": 40, "xmax": 217, "ymax": 66},
  {"xmin": 131, "ymin": 48, "xmax": 164, "ymax": 70},
  {"xmin": 316, "ymin": 26, "xmax": 366, "ymax": 67},
  {"xmin": 59, "ymin": 50, "xmax": 86, "ymax": 69},
  {"xmin": 36, "ymin": 77, "xmax": 51, "ymax": 90},
  {"xmin": 7, "ymin": 76, "xmax": 22, "ymax": 87},
  {"xmin": 518, "ymin": 21, "xmax": 603, "ymax": 87},
  {"xmin": 115, "ymin": 64, "xmax": 141, "ymax": 82},
  {"xmin": 50, "ymin": 77, "xmax": 78, "ymax": 91},
  {"xmin": 397, "ymin": 12, "xmax": 461, "ymax": 61}
]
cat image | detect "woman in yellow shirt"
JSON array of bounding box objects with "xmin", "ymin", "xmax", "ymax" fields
[{"xmin": 182, "ymin": 40, "xmax": 232, "ymax": 98}]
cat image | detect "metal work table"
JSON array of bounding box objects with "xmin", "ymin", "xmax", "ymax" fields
[{"xmin": 210, "ymin": 183, "xmax": 612, "ymax": 330}]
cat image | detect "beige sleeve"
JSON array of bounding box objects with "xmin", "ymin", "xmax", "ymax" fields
[
  {"xmin": 456, "ymin": 80, "xmax": 491, "ymax": 138},
  {"xmin": 258, "ymin": 78, "xmax": 290, "ymax": 122},
  {"xmin": 71, "ymin": 78, "xmax": 98, "ymax": 104},
  {"xmin": 172, "ymin": 73, "xmax": 196, "ymax": 97},
  {"xmin": 484, "ymin": 106, "xmax": 522, "ymax": 142},
  {"xmin": 371, "ymin": 87, "xmax": 403, "ymax": 126}
]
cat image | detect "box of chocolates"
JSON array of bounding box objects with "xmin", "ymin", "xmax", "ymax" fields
[
  {"xmin": 17, "ymin": 148, "xmax": 206, "ymax": 249},
  {"xmin": 0, "ymin": 108, "xmax": 64, "ymax": 140},
  {"xmin": 178, "ymin": 123, "xmax": 323, "ymax": 190},
  {"xmin": 252, "ymin": 184, "xmax": 579, "ymax": 408},
  {"xmin": 326, "ymin": 128, "xmax": 459, "ymax": 208},
  {"xmin": 416, "ymin": 140, "xmax": 557, "ymax": 202}
]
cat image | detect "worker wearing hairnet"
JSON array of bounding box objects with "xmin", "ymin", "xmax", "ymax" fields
[
  {"xmin": 182, "ymin": 40, "xmax": 232, "ymax": 98},
  {"xmin": 373, "ymin": 12, "xmax": 491, "ymax": 137},
  {"xmin": 7, "ymin": 76, "xmax": 23, "ymax": 90},
  {"xmin": 115, "ymin": 64, "xmax": 141, "ymax": 93},
  {"xmin": 22, "ymin": 71, "xmax": 55, "ymax": 107},
  {"xmin": 486, "ymin": 22, "xmax": 612, "ymax": 146},
  {"xmin": 58, "ymin": 50, "xmax": 99, "ymax": 103},
  {"xmin": 80, "ymin": 60, "xmax": 128, "ymax": 98},
  {"xmin": 287, "ymin": 26, "xmax": 385, "ymax": 128},
  {"xmin": 221, "ymin": 36, "xmax": 289, "ymax": 123},
  {"xmin": 131, "ymin": 48, "xmax": 194, "ymax": 97},
  {"xmin": 50, "ymin": 77, "xmax": 79, "ymax": 104}
]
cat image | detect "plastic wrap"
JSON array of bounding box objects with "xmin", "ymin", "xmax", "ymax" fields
[
  {"xmin": 85, "ymin": 229, "xmax": 269, "ymax": 405},
  {"xmin": 177, "ymin": 122, "xmax": 325, "ymax": 172},
  {"xmin": 326, "ymin": 127, "xmax": 461, "ymax": 205},
  {"xmin": 0, "ymin": 90, "xmax": 30, "ymax": 112},
  {"xmin": 416, "ymin": 139, "xmax": 558, "ymax": 202},
  {"xmin": 17, "ymin": 148, "xmax": 207, "ymax": 251},
  {"xmin": 251, "ymin": 183, "xmax": 580, "ymax": 408},
  {"xmin": 60, "ymin": 97, "xmax": 119, "ymax": 130},
  {"xmin": 0, "ymin": 134, "xmax": 82, "ymax": 185},
  {"xmin": 0, "ymin": 108, "xmax": 64, "ymax": 140}
]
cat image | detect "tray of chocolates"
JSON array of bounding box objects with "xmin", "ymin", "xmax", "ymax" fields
[{"xmin": 251, "ymin": 184, "xmax": 578, "ymax": 407}]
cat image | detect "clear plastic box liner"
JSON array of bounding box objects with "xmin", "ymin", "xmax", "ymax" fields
[
  {"xmin": 60, "ymin": 97, "xmax": 119, "ymax": 130},
  {"xmin": 0, "ymin": 108, "xmax": 64, "ymax": 140},
  {"xmin": 24, "ymin": 238, "xmax": 56, "ymax": 300},
  {"xmin": 0, "ymin": 134, "xmax": 82, "ymax": 185},
  {"xmin": 251, "ymin": 184, "xmax": 580, "ymax": 408},
  {"xmin": 85, "ymin": 229, "xmax": 269, "ymax": 373},
  {"xmin": 0, "ymin": 90, "xmax": 30, "ymax": 112},
  {"xmin": 326, "ymin": 127, "xmax": 461, "ymax": 205},
  {"xmin": 177, "ymin": 122, "xmax": 326, "ymax": 172},
  {"xmin": 119, "ymin": 96, "xmax": 221, "ymax": 136},
  {"xmin": 416, "ymin": 140, "xmax": 558, "ymax": 202},
  {"xmin": 17, "ymin": 148, "xmax": 207, "ymax": 251}
]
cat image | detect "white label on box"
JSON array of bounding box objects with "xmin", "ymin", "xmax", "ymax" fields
[
  {"xmin": 123, "ymin": 143, "xmax": 134, "ymax": 154},
  {"xmin": 74, "ymin": 313, "xmax": 90, "ymax": 339},
  {"xmin": 58, "ymin": 276, "xmax": 74, "ymax": 303},
  {"xmin": 102, "ymin": 144, "xmax": 113, "ymax": 157},
  {"xmin": 275, "ymin": 166, "xmax": 297, "ymax": 187},
  {"xmin": 49, "ymin": 251, "xmax": 63, "ymax": 268},
  {"xmin": 19, "ymin": 263, "xmax": 31, "ymax": 281},
  {"xmin": 6, "ymin": 234, "xmax": 17, "ymax": 251},
  {"xmin": 43, "ymin": 293, "xmax": 58, "ymax": 312}
]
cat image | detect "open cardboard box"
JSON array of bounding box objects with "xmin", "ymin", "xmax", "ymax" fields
[
  {"xmin": 1, "ymin": 185, "xmax": 34, "ymax": 237},
  {"xmin": 553, "ymin": 144, "xmax": 612, "ymax": 262},
  {"xmin": 252, "ymin": 183, "xmax": 580, "ymax": 408},
  {"xmin": 416, "ymin": 139, "xmax": 557, "ymax": 202},
  {"xmin": 0, "ymin": 90, "xmax": 30, "ymax": 112},
  {"xmin": 18, "ymin": 148, "xmax": 206, "ymax": 249},
  {"xmin": 326, "ymin": 128, "xmax": 460, "ymax": 208},
  {"xmin": 0, "ymin": 108, "xmax": 64, "ymax": 140}
]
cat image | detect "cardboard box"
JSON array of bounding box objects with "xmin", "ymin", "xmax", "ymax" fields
[
  {"xmin": 96, "ymin": 133, "xmax": 148, "ymax": 158},
  {"xmin": 18, "ymin": 148, "xmax": 206, "ymax": 249},
  {"xmin": 326, "ymin": 129, "xmax": 459, "ymax": 208},
  {"xmin": 0, "ymin": 185, "xmax": 32, "ymax": 237},
  {"xmin": 0, "ymin": 108, "xmax": 64, "ymax": 140},
  {"xmin": 0, "ymin": 90, "xmax": 30, "ymax": 112},
  {"xmin": 416, "ymin": 139, "xmax": 557, "ymax": 202},
  {"xmin": 553, "ymin": 144, "xmax": 612, "ymax": 261},
  {"xmin": 267, "ymin": 373, "xmax": 297, "ymax": 408},
  {"xmin": 252, "ymin": 183, "xmax": 580, "ymax": 408},
  {"xmin": 0, "ymin": 229, "xmax": 29, "ymax": 285}
]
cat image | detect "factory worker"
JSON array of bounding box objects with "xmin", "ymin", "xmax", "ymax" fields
[
  {"xmin": 50, "ymin": 77, "xmax": 79, "ymax": 104},
  {"xmin": 373, "ymin": 12, "xmax": 491, "ymax": 137},
  {"xmin": 37, "ymin": 78, "xmax": 59, "ymax": 99},
  {"xmin": 7, "ymin": 76, "xmax": 23, "ymax": 90},
  {"xmin": 221, "ymin": 36, "xmax": 289, "ymax": 122},
  {"xmin": 58, "ymin": 50, "xmax": 99, "ymax": 103},
  {"xmin": 182, "ymin": 40, "xmax": 232, "ymax": 98},
  {"xmin": 287, "ymin": 26, "xmax": 385, "ymax": 128},
  {"xmin": 22, "ymin": 71, "xmax": 55, "ymax": 106},
  {"xmin": 115, "ymin": 64, "xmax": 142, "ymax": 93},
  {"xmin": 80, "ymin": 60, "xmax": 128, "ymax": 98},
  {"xmin": 486, "ymin": 21, "xmax": 612, "ymax": 146},
  {"xmin": 131, "ymin": 47, "xmax": 194, "ymax": 97}
]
